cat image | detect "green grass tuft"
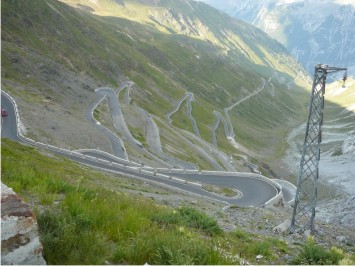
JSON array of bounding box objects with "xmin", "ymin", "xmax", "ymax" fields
[
  {"xmin": 291, "ymin": 237, "xmax": 345, "ymax": 265},
  {"xmin": 152, "ymin": 205, "xmax": 222, "ymax": 236}
]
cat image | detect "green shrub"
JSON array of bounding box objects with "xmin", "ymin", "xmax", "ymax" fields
[
  {"xmin": 234, "ymin": 229, "xmax": 252, "ymax": 241},
  {"xmin": 152, "ymin": 205, "xmax": 222, "ymax": 235},
  {"xmin": 38, "ymin": 210, "xmax": 112, "ymax": 264},
  {"xmin": 291, "ymin": 237, "xmax": 345, "ymax": 265}
]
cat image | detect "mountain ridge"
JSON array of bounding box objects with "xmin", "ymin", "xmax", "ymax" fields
[
  {"xmin": 2, "ymin": 0, "xmax": 309, "ymax": 174},
  {"xmin": 200, "ymin": 0, "xmax": 355, "ymax": 74}
]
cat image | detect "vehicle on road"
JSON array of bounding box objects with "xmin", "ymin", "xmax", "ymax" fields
[{"xmin": 1, "ymin": 108, "xmax": 8, "ymax": 117}]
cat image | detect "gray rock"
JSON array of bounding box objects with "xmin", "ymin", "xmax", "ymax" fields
[
  {"xmin": 336, "ymin": 235, "xmax": 347, "ymax": 243},
  {"xmin": 1, "ymin": 183, "xmax": 46, "ymax": 265},
  {"xmin": 273, "ymin": 219, "xmax": 291, "ymax": 234},
  {"xmin": 304, "ymin": 230, "xmax": 312, "ymax": 238}
]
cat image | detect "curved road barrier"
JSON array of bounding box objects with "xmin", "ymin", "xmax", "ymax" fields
[{"xmin": 1, "ymin": 91, "xmax": 283, "ymax": 207}]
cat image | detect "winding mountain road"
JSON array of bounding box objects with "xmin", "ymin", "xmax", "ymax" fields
[
  {"xmin": 89, "ymin": 86, "xmax": 172, "ymax": 168},
  {"xmin": 224, "ymin": 78, "xmax": 266, "ymax": 138},
  {"xmin": 138, "ymin": 106, "xmax": 197, "ymax": 170},
  {"xmin": 166, "ymin": 92, "xmax": 236, "ymax": 170},
  {"xmin": 211, "ymin": 110, "xmax": 229, "ymax": 146},
  {"xmin": 166, "ymin": 92, "xmax": 200, "ymax": 136},
  {"xmin": 96, "ymin": 87, "xmax": 142, "ymax": 148},
  {"xmin": 1, "ymin": 91, "xmax": 282, "ymax": 207},
  {"xmin": 1, "ymin": 96, "xmax": 20, "ymax": 141},
  {"xmin": 86, "ymin": 92, "xmax": 128, "ymax": 159}
]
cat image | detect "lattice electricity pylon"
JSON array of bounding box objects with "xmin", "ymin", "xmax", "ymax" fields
[{"xmin": 290, "ymin": 64, "xmax": 347, "ymax": 234}]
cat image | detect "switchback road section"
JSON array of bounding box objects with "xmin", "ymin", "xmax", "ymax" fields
[{"xmin": 1, "ymin": 91, "xmax": 281, "ymax": 207}]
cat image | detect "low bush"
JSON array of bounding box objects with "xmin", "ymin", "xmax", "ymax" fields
[
  {"xmin": 291, "ymin": 236, "xmax": 345, "ymax": 265},
  {"xmin": 151, "ymin": 205, "xmax": 222, "ymax": 236}
]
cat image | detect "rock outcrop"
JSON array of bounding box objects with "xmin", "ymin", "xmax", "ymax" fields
[
  {"xmin": 316, "ymin": 195, "xmax": 355, "ymax": 230},
  {"xmin": 1, "ymin": 183, "xmax": 46, "ymax": 265}
]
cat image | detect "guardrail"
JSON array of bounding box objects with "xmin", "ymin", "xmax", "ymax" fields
[
  {"xmin": 2, "ymin": 90, "xmax": 284, "ymax": 206},
  {"xmin": 75, "ymin": 148, "xmax": 137, "ymax": 165},
  {"xmin": 89, "ymin": 91, "xmax": 129, "ymax": 160},
  {"xmin": 2, "ymin": 91, "xmax": 204, "ymax": 188},
  {"xmin": 157, "ymin": 169, "xmax": 282, "ymax": 191},
  {"xmin": 155, "ymin": 169, "xmax": 283, "ymax": 205},
  {"xmin": 272, "ymin": 179, "xmax": 296, "ymax": 204}
]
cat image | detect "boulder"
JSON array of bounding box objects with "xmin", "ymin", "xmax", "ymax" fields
[
  {"xmin": 1, "ymin": 183, "xmax": 46, "ymax": 265},
  {"xmin": 273, "ymin": 219, "xmax": 291, "ymax": 234}
]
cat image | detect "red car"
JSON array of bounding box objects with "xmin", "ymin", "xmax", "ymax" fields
[{"xmin": 1, "ymin": 108, "xmax": 8, "ymax": 117}]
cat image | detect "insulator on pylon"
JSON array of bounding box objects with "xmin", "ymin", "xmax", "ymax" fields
[{"xmin": 342, "ymin": 70, "xmax": 347, "ymax": 88}]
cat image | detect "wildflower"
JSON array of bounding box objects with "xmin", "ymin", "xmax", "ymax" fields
[{"xmin": 178, "ymin": 226, "xmax": 185, "ymax": 233}]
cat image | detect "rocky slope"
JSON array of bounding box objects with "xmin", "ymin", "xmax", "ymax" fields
[
  {"xmin": 284, "ymin": 78, "xmax": 355, "ymax": 195},
  {"xmin": 199, "ymin": 0, "xmax": 355, "ymax": 226},
  {"xmin": 1, "ymin": 0, "xmax": 310, "ymax": 173}
]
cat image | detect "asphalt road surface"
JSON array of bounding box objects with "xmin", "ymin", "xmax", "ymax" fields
[
  {"xmin": 86, "ymin": 92, "xmax": 127, "ymax": 159},
  {"xmin": 1, "ymin": 94, "xmax": 20, "ymax": 141},
  {"xmin": 1, "ymin": 91, "xmax": 279, "ymax": 207},
  {"xmin": 159, "ymin": 171, "xmax": 278, "ymax": 207}
]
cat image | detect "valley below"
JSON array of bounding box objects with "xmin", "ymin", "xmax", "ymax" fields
[{"xmin": 284, "ymin": 78, "xmax": 355, "ymax": 196}]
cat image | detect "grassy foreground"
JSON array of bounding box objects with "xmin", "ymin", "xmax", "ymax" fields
[{"xmin": 1, "ymin": 138, "xmax": 353, "ymax": 265}]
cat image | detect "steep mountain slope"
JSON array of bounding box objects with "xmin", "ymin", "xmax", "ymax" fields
[
  {"xmin": 284, "ymin": 78, "xmax": 355, "ymax": 194},
  {"xmin": 193, "ymin": 0, "xmax": 355, "ymax": 196},
  {"xmin": 200, "ymin": 0, "xmax": 355, "ymax": 75},
  {"xmin": 2, "ymin": 0, "xmax": 309, "ymax": 172}
]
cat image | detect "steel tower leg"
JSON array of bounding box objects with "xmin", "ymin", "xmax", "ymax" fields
[{"xmin": 290, "ymin": 64, "xmax": 347, "ymax": 234}]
